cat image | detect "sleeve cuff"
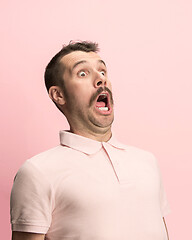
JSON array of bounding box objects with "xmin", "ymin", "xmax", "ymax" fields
[{"xmin": 12, "ymin": 223, "xmax": 49, "ymax": 234}]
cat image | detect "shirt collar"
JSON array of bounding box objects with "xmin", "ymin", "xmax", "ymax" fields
[{"xmin": 59, "ymin": 130, "xmax": 126, "ymax": 155}]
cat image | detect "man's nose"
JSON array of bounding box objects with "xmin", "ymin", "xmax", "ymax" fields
[{"xmin": 93, "ymin": 71, "xmax": 107, "ymax": 88}]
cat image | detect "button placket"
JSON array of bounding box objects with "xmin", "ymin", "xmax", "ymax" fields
[{"xmin": 102, "ymin": 142, "xmax": 120, "ymax": 183}]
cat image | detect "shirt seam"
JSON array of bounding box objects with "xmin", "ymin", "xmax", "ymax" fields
[{"xmin": 12, "ymin": 222, "xmax": 50, "ymax": 228}]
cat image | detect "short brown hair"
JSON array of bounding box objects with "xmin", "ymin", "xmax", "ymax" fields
[{"xmin": 44, "ymin": 41, "xmax": 99, "ymax": 92}]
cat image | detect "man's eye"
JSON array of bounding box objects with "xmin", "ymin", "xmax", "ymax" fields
[
  {"xmin": 100, "ymin": 70, "xmax": 106, "ymax": 76},
  {"xmin": 78, "ymin": 71, "xmax": 87, "ymax": 77}
]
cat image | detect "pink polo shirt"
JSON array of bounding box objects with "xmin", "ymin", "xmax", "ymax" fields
[{"xmin": 10, "ymin": 131, "xmax": 170, "ymax": 240}]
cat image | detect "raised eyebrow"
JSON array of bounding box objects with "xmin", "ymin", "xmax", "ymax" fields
[
  {"xmin": 72, "ymin": 60, "xmax": 87, "ymax": 71},
  {"xmin": 99, "ymin": 60, "xmax": 106, "ymax": 67},
  {"xmin": 71, "ymin": 59, "xmax": 107, "ymax": 72}
]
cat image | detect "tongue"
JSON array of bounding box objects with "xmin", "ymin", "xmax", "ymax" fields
[{"xmin": 96, "ymin": 102, "xmax": 105, "ymax": 108}]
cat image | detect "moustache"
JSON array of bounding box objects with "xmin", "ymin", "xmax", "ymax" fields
[{"xmin": 89, "ymin": 87, "xmax": 114, "ymax": 107}]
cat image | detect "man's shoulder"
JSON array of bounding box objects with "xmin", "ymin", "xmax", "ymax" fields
[
  {"xmin": 127, "ymin": 145, "xmax": 155, "ymax": 156},
  {"xmin": 116, "ymin": 141, "xmax": 155, "ymax": 158},
  {"xmin": 117, "ymin": 141, "xmax": 158, "ymax": 165},
  {"xmin": 110, "ymin": 135, "xmax": 156, "ymax": 159},
  {"xmin": 18, "ymin": 145, "xmax": 74, "ymax": 175}
]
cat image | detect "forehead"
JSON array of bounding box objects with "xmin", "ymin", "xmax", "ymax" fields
[{"xmin": 60, "ymin": 51, "xmax": 104, "ymax": 70}]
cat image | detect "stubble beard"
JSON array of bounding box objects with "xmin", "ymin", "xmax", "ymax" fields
[
  {"xmin": 64, "ymin": 86, "xmax": 114, "ymax": 133},
  {"xmin": 88, "ymin": 111, "xmax": 114, "ymax": 134}
]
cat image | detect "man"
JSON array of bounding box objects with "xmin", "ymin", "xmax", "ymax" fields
[{"xmin": 10, "ymin": 41, "xmax": 170, "ymax": 240}]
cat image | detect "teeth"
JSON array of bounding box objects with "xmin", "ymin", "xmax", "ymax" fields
[{"xmin": 98, "ymin": 107, "xmax": 108, "ymax": 111}]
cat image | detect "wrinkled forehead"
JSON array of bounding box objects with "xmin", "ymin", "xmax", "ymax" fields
[{"xmin": 59, "ymin": 51, "xmax": 105, "ymax": 72}]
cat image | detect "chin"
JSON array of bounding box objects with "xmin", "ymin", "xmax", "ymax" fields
[{"xmin": 93, "ymin": 116, "xmax": 114, "ymax": 129}]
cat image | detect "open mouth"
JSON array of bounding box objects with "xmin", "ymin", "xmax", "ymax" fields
[{"xmin": 95, "ymin": 93, "xmax": 110, "ymax": 112}]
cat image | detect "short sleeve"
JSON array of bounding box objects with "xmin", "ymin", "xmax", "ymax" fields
[
  {"xmin": 153, "ymin": 156, "xmax": 171, "ymax": 217},
  {"xmin": 159, "ymin": 174, "xmax": 171, "ymax": 217},
  {"xmin": 10, "ymin": 161, "xmax": 54, "ymax": 234}
]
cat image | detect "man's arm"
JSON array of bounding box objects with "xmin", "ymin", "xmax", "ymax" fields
[
  {"xmin": 12, "ymin": 231, "xmax": 45, "ymax": 240},
  {"xmin": 163, "ymin": 217, "xmax": 169, "ymax": 240}
]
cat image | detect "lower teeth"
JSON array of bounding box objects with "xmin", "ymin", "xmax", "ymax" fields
[{"xmin": 98, "ymin": 107, "xmax": 108, "ymax": 111}]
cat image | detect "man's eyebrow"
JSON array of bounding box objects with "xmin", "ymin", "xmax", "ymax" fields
[
  {"xmin": 72, "ymin": 60, "xmax": 87, "ymax": 71},
  {"xmin": 72, "ymin": 59, "xmax": 106, "ymax": 71},
  {"xmin": 99, "ymin": 59, "xmax": 106, "ymax": 67}
]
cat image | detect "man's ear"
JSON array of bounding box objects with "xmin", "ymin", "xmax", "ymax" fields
[{"xmin": 48, "ymin": 86, "xmax": 66, "ymax": 106}]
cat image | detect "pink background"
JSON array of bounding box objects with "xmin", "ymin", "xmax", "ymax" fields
[{"xmin": 1, "ymin": 0, "xmax": 192, "ymax": 239}]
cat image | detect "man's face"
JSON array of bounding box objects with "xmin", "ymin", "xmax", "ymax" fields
[{"xmin": 60, "ymin": 51, "xmax": 114, "ymax": 135}]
